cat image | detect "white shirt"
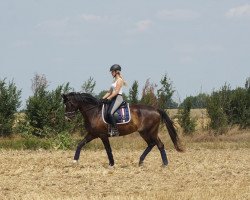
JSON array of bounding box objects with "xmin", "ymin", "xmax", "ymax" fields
[{"xmin": 111, "ymin": 78, "xmax": 123, "ymax": 95}]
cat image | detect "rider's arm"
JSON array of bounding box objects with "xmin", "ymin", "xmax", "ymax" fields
[
  {"xmin": 102, "ymin": 88, "xmax": 112, "ymax": 99},
  {"xmin": 107, "ymin": 79, "xmax": 123, "ymax": 100}
]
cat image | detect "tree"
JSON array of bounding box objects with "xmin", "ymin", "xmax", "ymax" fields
[
  {"xmin": 26, "ymin": 74, "xmax": 72, "ymax": 136},
  {"xmin": 26, "ymin": 74, "xmax": 50, "ymax": 135},
  {"xmin": 31, "ymin": 73, "xmax": 48, "ymax": 94},
  {"xmin": 206, "ymin": 84, "xmax": 231, "ymax": 134},
  {"xmin": 81, "ymin": 77, "xmax": 96, "ymax": 95},
  {"xmin": 179, "ymin": 93, "xmax": 208, "ymax": 109},
  {"xmin": 245, "ymin": 77, "xmax": 250, "ymax": 89},
  {"xmin": 178, "ymin": 97, "xmax": 196, "ymax": 134},
  {"xmin": 129, "ymin": 80, "xmax": 139, "ymax": 104},
  {"xmin": 206, "ymin": 82, "xmax": 250, "ymax": 133},
  {"xmin": 140, "ymin": 79, "xmax": 158, "ymax": 107},
  {"xmin": 0, "ymin": 78, "xmax": 21, "ymax": 136},
  {"xmin": 157, "ymin": 74, "xmax": 175, "ymax": 109},
  {"xmin": 47, "ymin": 83, "xmax": 72, "ymax": 132},
  {"xmin": 229, "ymin": 87, "xmax": 250, "ymax": 128}
]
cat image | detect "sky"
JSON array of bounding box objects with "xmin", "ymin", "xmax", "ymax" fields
[{"xmin": 1, "ymin": 0, "xmax": 250, "ymax": 106}]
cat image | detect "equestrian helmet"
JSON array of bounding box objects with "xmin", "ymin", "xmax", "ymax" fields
[{"xmin": 110, "ymin": 64, "xmax": 121, "ymax": 72}]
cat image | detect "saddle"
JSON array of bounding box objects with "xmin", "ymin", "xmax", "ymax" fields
[{"xmin": 102, "ymin": 101, "xmax": 131, "ymax": 125}]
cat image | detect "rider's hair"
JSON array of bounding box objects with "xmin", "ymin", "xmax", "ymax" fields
[{"xmin": 116, "ymin": 71, "xmax": 127, "ymax": 86}]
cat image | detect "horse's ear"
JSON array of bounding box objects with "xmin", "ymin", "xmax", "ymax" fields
[{"xmin": 61, "ymin": 94, "xmax": 67, "ymax": 101}]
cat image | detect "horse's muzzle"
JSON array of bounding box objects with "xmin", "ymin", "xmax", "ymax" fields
[{"xmin": 65, "ymin": 111, "xmax": 76, "ymax": 121}]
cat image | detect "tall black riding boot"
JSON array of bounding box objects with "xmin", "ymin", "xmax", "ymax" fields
[{"xmin": 109, "ymin": 115, "xmax": 119, "ymax": 136}]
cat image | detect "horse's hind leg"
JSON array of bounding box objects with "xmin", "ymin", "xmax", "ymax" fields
[
  {"xmin": 154, "ymin": 137, "xmax": 168, "ymax": 166},
  {"xmin": 139, "ymin": 133, "xmax": 156, "ymax": 166},
  {"xmin": 100, "ymin": 136, "xmax": 114, "ymax": 166}
]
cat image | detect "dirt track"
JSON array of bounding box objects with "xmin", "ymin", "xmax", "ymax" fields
[{"xmin": 0, "ymin": 146, "xmax": 249, "ymax": 200}]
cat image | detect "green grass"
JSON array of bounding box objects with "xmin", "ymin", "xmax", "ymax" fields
[
  {"xmin": 0, "ymin": 133, "xmax": 76, "ymax": 150},
  {"xmin": 0, "ymin": 129, "xmax": 249, "ymax": 151},
  {"xmin": 0, "ymin": 137, "xmax": 52, "ymax": 150}
]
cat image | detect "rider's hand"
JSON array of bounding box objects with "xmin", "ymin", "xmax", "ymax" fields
[{"xmin": 101, "ymin": 99, "xmax": 111, "ymax": 104}]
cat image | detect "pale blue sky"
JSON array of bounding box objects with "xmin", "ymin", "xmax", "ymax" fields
[{"xmin": 1, "ymin": 0, "xmax": 250, "ymax": 105}]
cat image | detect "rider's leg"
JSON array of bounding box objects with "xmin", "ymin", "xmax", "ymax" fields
[
  {"xmin": 106, "ymin": 100, "xmax": 115, "ymax": 135},
  {"xmin": 108, "ymin": 95, "xmax": 123, "ymax": 136}
]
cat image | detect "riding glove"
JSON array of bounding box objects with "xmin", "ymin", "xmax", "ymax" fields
[{"xmin": 101, "ymin": 99, "xmax": 111, "ymax": 104}]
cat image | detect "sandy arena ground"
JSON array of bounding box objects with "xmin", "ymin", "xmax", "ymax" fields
[{"xmin": 0, "ymin": 146, "xmax": 249, "ymax": 200}]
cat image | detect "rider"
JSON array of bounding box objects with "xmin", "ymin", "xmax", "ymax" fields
[{"xmin": 102, "ymin": 64, "xmax": 125, "ymax": 136}]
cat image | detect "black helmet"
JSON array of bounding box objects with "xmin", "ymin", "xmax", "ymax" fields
[{"xmin": 110, "ymin": 64, "xmax": 121, "ymax": 72}]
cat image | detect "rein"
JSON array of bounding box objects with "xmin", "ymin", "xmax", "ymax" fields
[
  {"xmin": 64, "ymin": 93, "xmax": 101, "ymax": 118},
  {"xmin": 83, "ymin": 105, "xmax": 99, "ymax": 113},
  {"xmin": 65, "ymin": 104, "xmax": 99, "ymax": 117}
]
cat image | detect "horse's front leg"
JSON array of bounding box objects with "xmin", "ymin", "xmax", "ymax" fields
[
  {"xmin": 74, "ymin": 133, "xmax": 96, "ymax": 161},
  {"xmin": 100, "ymin": 136, "xmax": 114, "ymax": 166}
]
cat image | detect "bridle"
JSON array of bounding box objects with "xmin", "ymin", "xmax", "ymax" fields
[
  {"xmin": 64, "ymin": 100, "xmax": 77, "ymax": 118},
  {"xmin": 64, "ymin": 111, "xmax": 77, "ymax": 118},
  {"xmin": 64, "ymin": 100, "xmax": 99, "ymax": 118}
]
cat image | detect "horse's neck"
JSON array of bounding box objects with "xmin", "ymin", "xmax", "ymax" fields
[{"xmin": 79, "ymin": 103, "xmax": 100, "ymax": 121}]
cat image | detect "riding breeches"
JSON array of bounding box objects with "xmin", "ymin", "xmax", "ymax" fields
[{"xmin": 108, "ymin": 95, "xmax": 123, "ymax": 115}]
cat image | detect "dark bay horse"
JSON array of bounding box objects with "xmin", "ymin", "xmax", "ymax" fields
[{"xmin": 62, "ymin": 92, "xmax": 183, "ymax": 166}]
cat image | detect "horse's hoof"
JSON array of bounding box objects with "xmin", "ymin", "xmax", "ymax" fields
[
  {"xmin": 108, "ymin": 165, "xmax": 115, "ymax": 169},
  {"xmin": 72, "ymin": 160, "xmax": 78, "ymax": 164},
  {"xmin": 162, "ymin": 164, "xmax": 168, "ymax": 168},
  {"xmin": 139, "ymin": 162, "xmax": 143, "ymax": 167}
]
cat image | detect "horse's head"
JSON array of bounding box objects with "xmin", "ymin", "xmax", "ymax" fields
[
  {"xmin": 62, "ymin": 92, "xmax": 101, "ymax": 121},
  {"xmin": 62, "ymin": 93, "xmax": 79, "ymax": 121}
]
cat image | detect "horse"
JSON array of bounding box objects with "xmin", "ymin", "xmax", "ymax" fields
[{"xmin": 62, "ymin": 92, "xmax": 183, "ymax": 167}]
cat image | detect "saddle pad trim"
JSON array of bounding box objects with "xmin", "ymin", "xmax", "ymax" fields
[{"xmin": 102, "ymin": 103, "xmax": 131, "ymax": 125}]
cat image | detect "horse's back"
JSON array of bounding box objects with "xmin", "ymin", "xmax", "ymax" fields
[
  {"xmin": 130, "ymin": 104, "xmax": 160, "ymax": 117},
  {"xmin": 129, "ymin": 104, "xmax": 161, "ymax": 131}
]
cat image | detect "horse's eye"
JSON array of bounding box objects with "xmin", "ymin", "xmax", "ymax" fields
[{"xmin": 68, "ymin": 101, "xmax": 74, "ymax": 107}]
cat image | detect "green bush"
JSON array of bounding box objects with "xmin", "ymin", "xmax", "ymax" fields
[
  {"xmin": 178, "ymin": 97, "xmax": 196, "ymax": 134},
  {"xmin": 206, "ymin": 85, "xmax": 230, "ymax": 134},
  {"xmin": 0, "ymin": 79, "xmax": 21, "ymax": 136},
  {"xmin": 206, "ymin": 83, "xmax": 250, "ymax": 133},
  {"xmin": 52, "ymin": 132, "xmax": 74, "ymax": 150},
  {"xmin": 229, "ymin": 87, "xmax": 250, "ymax": 128},
  {"xmin": 25, "ymin": 74, "xmax": 72, "ymax": 136}
]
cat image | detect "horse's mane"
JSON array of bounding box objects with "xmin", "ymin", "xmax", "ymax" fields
[{"xmin": 68, "ymin": 92, "xmax": 100, "ymax": 105}]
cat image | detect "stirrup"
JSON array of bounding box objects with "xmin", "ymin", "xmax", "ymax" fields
[{"xmin": 109, "ymin": 127, "xmax": 119, "ymax": 137}]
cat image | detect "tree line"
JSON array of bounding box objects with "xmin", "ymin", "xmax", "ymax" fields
[{"xmin": 0, "ymin": 74, "xmax": 249, "ymax": 137}]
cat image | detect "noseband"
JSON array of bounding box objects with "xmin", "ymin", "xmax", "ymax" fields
[{"xmin": 65, "ymin": 111, "xmax": 77, "ymax": 118}]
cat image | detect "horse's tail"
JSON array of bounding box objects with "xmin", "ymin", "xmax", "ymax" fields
[{"xmin": 158, "ymin": 109, "xmax": 184, "ymax": 152}]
